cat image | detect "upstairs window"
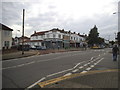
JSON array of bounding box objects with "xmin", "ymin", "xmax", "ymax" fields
[
  {"xmin": 47, "ymin": 34, "xmax": 49, "ymax": 38},
  {"xmin": 4, "ymin": 31, "xmax": 10, "ymax": 36},
  {"xmin": 74, "ymin": 37, "xmax": 76, "ymax": 40},
  {"xmin": 58, "ymin": 34, "xmax": 61, "ymax": 38},
  {"xmin": 36, "ymin": 36, "xmax": 38, "ymax": 39},
  {"xmin": 53, "ymin": 34, "xmax": 56, "ymax": 38}
]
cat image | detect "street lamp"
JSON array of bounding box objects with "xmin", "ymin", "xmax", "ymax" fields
[{"xmin": 22, "ymin": 9, "xmax": 25, "ymax": 55}]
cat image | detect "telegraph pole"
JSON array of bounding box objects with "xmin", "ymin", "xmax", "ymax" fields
[{"xmin": 22, "ymin": 9, "xmax": 25, "ymax": 55}]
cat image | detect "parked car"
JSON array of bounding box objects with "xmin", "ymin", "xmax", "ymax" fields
[
  {"xmin": 36, "ymin": 46, "xmax": 46, "ymax": 50},
  {"xmin": 17, "ymin": 45, "xmax": 30, "ymax": 51},
  {"xmin": 30, "ymin": 46, "xmax": 37, "ymax": 50}
]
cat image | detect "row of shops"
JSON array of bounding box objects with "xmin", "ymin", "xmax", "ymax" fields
[{"xmin": 39, "ymin": 39, "xmax": 87, "ymax": 49}]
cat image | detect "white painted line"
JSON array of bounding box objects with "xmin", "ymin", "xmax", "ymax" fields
[
  {"xmin": 91, "ymin": 57, "xmax": 94, "ymax": 60},
  {"xmin": 79, "ymin": 66, "xmax": 83, "ymax": 69},
  {"xmin": 27, "ymin": 77, "xmax": 46, "ymax": 88},
  {"xmin": 90, "ymin": 65, "xmax": 95, "ymax": 68},
  {"xmin": 81, "ymin": 71, "xmax": 87, "ymax": 73},
  {"xmin": 84, "ymin": 64, "xmax": 88, "ymax": 66},
  {"xmin": 2, "ymin": 61, "xmax": 35, "ymax": 70},
  {"xmin": 46, "ymin": 68, "xmax": 73, "ymax": 77},
  {"xmin": 73, "ymin": 63, "xmax": 81, "ymax": 69},
  {"xmin": 2, "ymin": 66, "xmax": 17, "ymax": 70},
  {"xmin": 72, "ymin": 69, "xmax": 79, "ymax": 73},
  {"xmin": 94, "ymin": 63, "xmax": 97, "ymax": 65},
  {"xmin": 87, "ymin": 63, "xmax": 90, "ymax": 64},
  {"xmin": 26, "ymin": 61, "xmax": 35, "ymax": 65},
  {"xmin": 73, "ymin": 61, "xmax": 85, "ymax": 69},
  {"xmin": 17, "ymin": 64, "xmax": 25, "ymax": 67},
  {"xmin": 64, "ymin": 73, "xmax": 72, "ymax": 76},
  {"xmin": 2, "ymin": 55, "xmax": 38, "ymax": 62},
  {"xmin": 86, "ymin": 67, "xmax": 91, "ymax": 71}
]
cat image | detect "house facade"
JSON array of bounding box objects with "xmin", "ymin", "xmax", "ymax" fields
[
  {"xmin": 13, "ymin": 36, "xmax": 30, "ymax": 46},
  {"xmin": 0, "ymin": 23, "xmax": 13, "ymax": 50},
  {"xmin": 30, "ymin": 28, "xmax": 86, "ymax": 49}
]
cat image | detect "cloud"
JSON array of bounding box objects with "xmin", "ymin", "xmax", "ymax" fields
[{"xmin": 1, "ymin": 0, "xmax": 119, "ymax": 41}]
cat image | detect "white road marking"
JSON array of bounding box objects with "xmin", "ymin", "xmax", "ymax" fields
[
  {"xmin": 81, "ymin": 71, "xmax": 87, "ymax": 73},
  {"xmin": 72, "ymin": 69, "xmax": 79, "ymax": 73},
  {"xmin": 2, "ymin": 66, "xmax": 17, "ymax": 70},
  {"xmin": 87, "ymin": 63, "xmax": 90, "ymax": 64},
  {"xmin": 17, "ymin": 64, "xmax": 25, "ymax": 67},
  {"xmin": 79, "ymin": 66, "xmax": 83, "ymax": 69},
  {"xmin": 27, "ymin": 77, "xmax": 46, "ymax": 88},
  {"xmin": 84, "ymin": 64, "xmax": 88, "ymax": 66},
  {"xmin": 91, "ymin": 57, "xmax": 94, "ymax": 60},
  {"xmin": 2, "ymin": 61, "xmax": 35, "ymax": 70},
  {"xmin": 64, "ymin": 73, "xmax": 72, "ymax": 76},
  {"xmin": 46, "ymin": 68, "xmax": 73, "ymax": 77},
  {"xmin": 94, "ymin": 63, "xmax": 97, "ymax": 65},
  {"xmin": 26, "ymin": 61, "xmax": 35, "ymax": 65},
  {"xmin": 73, "ymin": 61, "xmax": 85, "ymax": 69},
  {"xmin": 73, "ymin": 63, "xmax": 81, "ymax": 69},
  {"xmin": 86, "ymin": 67, "xmax": 91, "ymax": 71},
  {"xmin": 90, "ymin": 65, "xmax": 95, "ymax": 68}
]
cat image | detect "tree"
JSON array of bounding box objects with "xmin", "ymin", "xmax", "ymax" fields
[
  {"xmin": 98, "ymin": 37, "xmax": 104, "ymax": 44},
  {"xmin": 87, "ymin": 25, "xmax": 99, "ymax": 46},
  {"xmin": 109, "ymin": 40, "xmax": 115, "ymax": 46}
]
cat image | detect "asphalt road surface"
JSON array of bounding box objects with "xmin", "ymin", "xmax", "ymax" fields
[{"xmin": 2, "ymin": 48, "xmax": 118, "ymax": 88}]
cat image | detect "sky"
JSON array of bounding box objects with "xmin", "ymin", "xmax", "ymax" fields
[{"xmin": 1, "ymin": 0, "xmax": 119, "ymax": 41}]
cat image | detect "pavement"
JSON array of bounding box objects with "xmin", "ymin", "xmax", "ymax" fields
[
  {"xmin": 37, "ymin": 69, "xmax": 119, "ymax": 88},
  {"xmin": 2, "ymin": 50, "xmax": 38, "ymax": 60},
  {"xmin": 2, "ymin": 48, "xmax": 85, "ymax": 60}
]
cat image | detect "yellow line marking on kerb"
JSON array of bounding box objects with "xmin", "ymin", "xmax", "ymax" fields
[{"xmin": 38, "ymin": 69, "xmax": 118, "ymax": 88}]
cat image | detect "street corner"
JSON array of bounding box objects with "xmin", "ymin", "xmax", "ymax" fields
[{"xmin": 37, "ymin": 69, "xmax": 118, "ymax": 88}]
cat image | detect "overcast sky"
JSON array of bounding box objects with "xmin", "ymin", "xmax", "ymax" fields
[{"xmin": 1, "ymin": 0, "xmax": 119, "ymax": 41}]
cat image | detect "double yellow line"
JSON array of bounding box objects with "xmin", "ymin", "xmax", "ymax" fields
[{"xmin": 38, "ymin": 69, "xmax": 119, "ymax": 88}]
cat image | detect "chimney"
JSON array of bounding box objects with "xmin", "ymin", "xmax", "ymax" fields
[
  {"xmin": 78, "ymin": 33, "xmax": 80, "ymax": 35},
  {"xmin": 62, "ymin": 29, "xmax": 64, "ymax": 31},
  {"xmin": 74, "ymin": 32, "xmax": 76, "ymax": 34},
  {"xmin": 34, "ymin": 31, "xmax": 36, "ymax": 34},
  {"xmin": 68, "ymin": 30, "xmax": 71, "ymax": 33}
]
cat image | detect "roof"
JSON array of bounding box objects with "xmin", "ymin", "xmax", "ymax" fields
[
  {"xmin": 0, "ymin": 23, "xmax": 13, "ymax": 31},
  {"xmin": 30, "ymin": 28, "xmax": 87, "ymax": 38},
  {"xmin": 19, "ymin": 36, "xmax": 30, "ymax": 39},
  {"xmin": 31, "ymin": 28, "xmax": 69, "ymax": 37},
  {"xmin": 79, "ymin": 35, "xmax": 86, "ymax": 37},
  {"xmin": 29, "ymin": 40, "xmax": 43, "ymax": 42},
  {"xmin": 31, "ymin": 31, "xmax": 48, "ymax": 36}
]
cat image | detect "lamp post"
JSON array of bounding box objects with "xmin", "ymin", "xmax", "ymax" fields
[
  {"xmin": 22, "ymin": 9, "xmax": 25, "ymax": 55},
  {"xmin": 113, "ymin": 12, "xmax": 120, "ymax": 42}
]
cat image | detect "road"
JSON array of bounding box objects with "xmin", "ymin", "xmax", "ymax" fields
[{"xmin": 2, "ymin": 48, "xmax": 118, "ymax": 88}]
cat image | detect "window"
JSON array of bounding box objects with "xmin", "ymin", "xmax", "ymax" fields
[
  {"xmin": 36, "ymin": 36, "xmax": 38, "ymax": 39},
  {"xmin": 47, "ymin": 34, "xmax": 49, "ymax": 38},
  {"xmin": 53, "ymin": 34, "xmax": 56, "ymax": 38},
  {"xmin": 74, "ymin": 37, "xmax": 75, "ymax": 40},
  {"xmin": 4, "ymin": 31, "xmax": 10, "ymax": 36},
  {"xmin": 58, "ymin": 34, "xmax": 61, "ymax": 38},
  {"xmin": 4, "ymin": 41, "xmax": 9, "ymax": 47}
]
